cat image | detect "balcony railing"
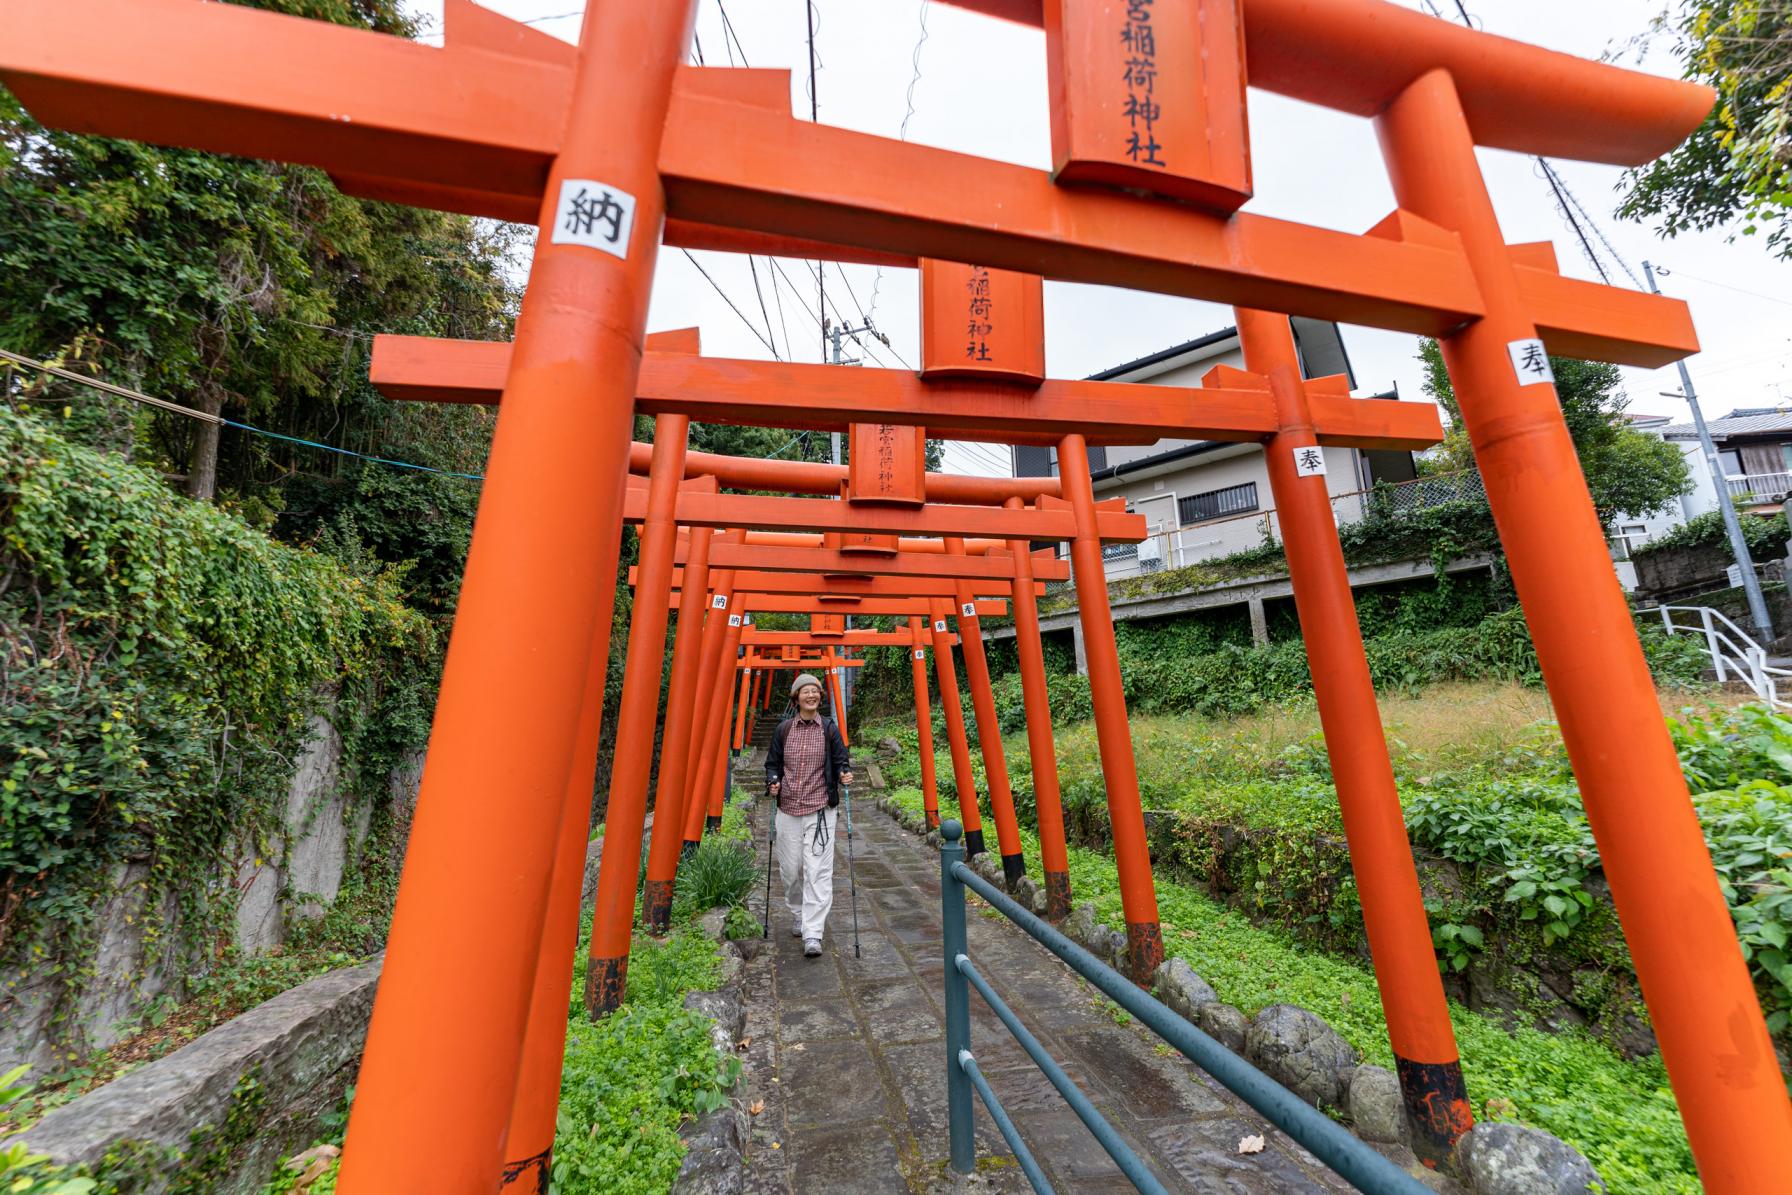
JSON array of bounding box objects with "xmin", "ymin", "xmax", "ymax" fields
[
  {"xmin": 1083, "ymin": 469, "xmax": 1486, "ymax": 584},
  {"xmin": 1724, "ymin": 472, "xmax": 1792, "ymax": 503}
]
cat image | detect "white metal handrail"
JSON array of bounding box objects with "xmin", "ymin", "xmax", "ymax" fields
[
  {"xmin": 1724, "ymin": 471, "xmax": 1792, "ymax": 502},
  {"xmin": 1658, "ymin": 605, "xmax": 1791, "ymax": 707}
]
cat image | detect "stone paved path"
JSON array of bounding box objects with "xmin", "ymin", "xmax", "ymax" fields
[{"xmin": 732, "ymin": 788, "xmax": 1363, "ymax": 1193}]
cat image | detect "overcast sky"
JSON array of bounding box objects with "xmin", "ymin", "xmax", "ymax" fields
[{"xmin": 410, "ymin": 0, "xmax": 1792, "ymax": 477}]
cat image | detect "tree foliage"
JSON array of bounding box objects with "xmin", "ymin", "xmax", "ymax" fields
[
  {"xmin": 0, "ymin": 0, "xmax": 518, "ymax": 565},
  {"xmin": 1618, "ymin": 0, "xmax": 1792, "ymax": 258},
  {"xmin": 1418, "ymin": 340, "xmax": 1692, "ymax": 526}
]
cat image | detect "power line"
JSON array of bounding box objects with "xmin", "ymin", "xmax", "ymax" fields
[
  {"xmin": 681, "ymin": 249, "xmax": 782, "ymax": 359},
  {"xmin": 747, "ymin": 255, "xmax": 781, "ymax": 357},
  {"xmin": 1657, "ymin": 267, "xmax": 1792, "ymax": 309},
  {"xmin": 1, "ymin": 347, "xmax": 484, "ymax": 481},
  {"xmin": 1424, "ymin": 1, "xmax": 1642, "ymax": 291},
  {"xmin": 869, "ymin": 0, "xmax": 932, "ymax": 330},
  {"xmin": 832, "ymin": 262, "xmax": 912, "ymax": 370}
]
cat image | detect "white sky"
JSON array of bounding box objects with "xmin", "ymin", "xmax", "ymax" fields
[{"xmin": 410, "ymin": 0, "xmax": 1792, "ymax": 478}]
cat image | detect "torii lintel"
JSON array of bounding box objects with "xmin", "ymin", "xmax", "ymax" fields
[
  {"xmin": 0, "ymin": 0, "xmax": 1701, "ymax": 365},
  {"xmin": 368, "ymin": 337, "xmax": 1443, "ymax": 451}
]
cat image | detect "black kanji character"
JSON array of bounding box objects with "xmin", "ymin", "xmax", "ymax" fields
[{"xmin": 563, "ymin": 187, "xmax": 625, "ymax": 244}]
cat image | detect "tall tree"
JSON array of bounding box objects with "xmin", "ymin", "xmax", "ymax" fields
[
  {"xmin": 1418, "ymin": 340, "xmax": 1692, "ymax": 526},
  {"xmin": 0, "ymin": 0, "xmax": 518, "ymax": 515},
  {"xmin": 1618, "ymin": 0, "xmax": 1792, "ymax": 258}
]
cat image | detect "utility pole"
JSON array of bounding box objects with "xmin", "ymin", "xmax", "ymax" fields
[
  {"xmin": 825, "ymin": 316, "xmax": 888, "ymax": 718},
  {"xmin": 827, "ymin": 318, "xmax": 886, "ymax": 463},
  {"xmin": 1643, "ymin": 260, "xmax": 1775, "ymax": 643}
]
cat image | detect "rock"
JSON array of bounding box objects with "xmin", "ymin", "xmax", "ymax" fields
[
  {"xmin": 1063, "ymin": 904, "xmax": 1104, "ymax": 953},
  {"xmin": 1454, "ymin": 1123, "xmax": 1605, "ymax": 1195},
  {"xmin": 671, "ymin": 1103, "xmax": 747, "ymax": 1195},
  {"xmin": 1012, "ymin": 875, "xmax": 1039, "ymax": 909},
  {"xmin": 697, "ymin": 907, "xmax": 729, "ymax": 943},
  {"xmin": 865, "ymin": 761, "xmax": 887, "ymax": 790},
  {"xmin": 1152, "ymin": 958, "xmax": 1218, "ymax": 1022},
  {"xmin": 683, "ymin": 990, "xmax": 746, "ymax": 1057},
  {"xmin": 11, "ymin": 958, "xmax": 382, "ymax": 1192},
  {"xmin": 877, "ymin": 736, "xmax": 902, "ymax": 757},
  {"xmin": 972, "ymin": 852, "xmax": 1003, "ymax": 885},
  {"xmin": 580, "ymin": 835, "xmax": 606, "ymax": 916},
  {"xmin": 1244, "ymin": 1004, "xmax": 1359, "ymax": 1109},
  {"xmin": 1195, "ymin": 1002, "xmax": 1249, "ymax": 1054},
  {"xmin": 1346, "ymin": 1065, "xmax": 1408, "ymax": 1145}
]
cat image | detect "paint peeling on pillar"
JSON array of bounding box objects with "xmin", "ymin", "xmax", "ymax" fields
[
  {"xmin": 498, "ymin": 1146, "xmax": 552, "ymax": 1193},
  {"xmin": 1044, "ymin": 871, "xmax": 1072, "ymax": 922},
  {"xmin": 642, "ymin": 879, "xmax": 675, "ymax": 936},
  {"xmin": 1125, "ymin": 921, "xmax": 1165, "ymax": 987},
  {"xmin": 586, "ymin": 956, "xmax": 627, "ymax": 1018},
  {"xmin": 1396, "ymin": 1056, "xmax": 1474, "ymax": 1169}
]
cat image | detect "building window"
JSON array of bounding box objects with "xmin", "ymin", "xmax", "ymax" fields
[
  {"xmin": 1719, "ymin": 449, "xmax": 1744, "ymax": 477},
  {"xmin": 1179, "ymin": 481, "xmax": 1258, "ymax": 525}
]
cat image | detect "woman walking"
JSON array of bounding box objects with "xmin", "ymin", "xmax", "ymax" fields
[{"xmin": 765, "ymin": 673, "xmax": 854, "ymax": 957}]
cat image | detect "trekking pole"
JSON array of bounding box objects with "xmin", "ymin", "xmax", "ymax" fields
[
  {"xmin": 844, "ymin": 782, "xmax": 861, "ymax": 958},
  {"xmin": 762, "ymin": 780, "xmax": 776, "ymax": 940}
]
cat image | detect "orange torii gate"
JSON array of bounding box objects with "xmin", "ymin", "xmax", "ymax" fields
[
  {"xmin": 9, "ymin": 0, "xmax": 1786, "ymax": 1186},
  {"xmin": 737, "ymin": 621, "xmax": 961, "ymax": 839},
  {"xmin": 596, "ymin": 455, "xmax": 1133, "ymax": 1025},
  {"xmin": 649, "ymin": 555, "xmax": 1062, "ymax": 869}
]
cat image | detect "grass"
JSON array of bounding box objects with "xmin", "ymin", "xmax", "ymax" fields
[{"xmin": 869, "ymin": 681, "xmax": 1788, "ymax": 1193}]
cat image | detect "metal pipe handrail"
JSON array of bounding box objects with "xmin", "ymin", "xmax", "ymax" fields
[
  {"xmin": 957, "ymin": 954, "xmax": 1168, "ymax": 1194},
  {"xmin": 957, "ymin": 1048, "xmax": 1056, "ymax": 1193},
  {"xmin": 938, "ymin": 821, "xmax": 1428, "ymax": 1194},
  {"xmin": 1657, "ymin": 604, "xmax": 1790, "ymax": 707}
]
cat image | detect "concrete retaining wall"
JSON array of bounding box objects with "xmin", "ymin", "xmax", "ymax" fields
[{"xmin": 0, "ymin": 716, "xmax": 424, "ymax": 1074}]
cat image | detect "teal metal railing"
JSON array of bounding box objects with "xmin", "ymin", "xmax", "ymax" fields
[{"xmin": 938, "ymin": 820, "xmax": 1428, "ymax": 1194}]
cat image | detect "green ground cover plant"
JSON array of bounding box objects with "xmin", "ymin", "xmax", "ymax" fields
[{"xmin": 874, "ymin": 695, "xmax": 1792, "ymax": 1035}]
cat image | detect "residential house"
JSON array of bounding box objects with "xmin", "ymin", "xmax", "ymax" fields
[{"xmin": 1010, "ymin": 318, "xmax": 1423, "ymax": 579}]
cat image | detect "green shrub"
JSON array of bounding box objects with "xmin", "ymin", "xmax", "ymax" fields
[
  {"xmin": 671, "ymin": 838, "xmax": 756, "ymax": 921},
  {"xmin": 1632, "ymin": 508, "xmax": 1788, "ymax": 559},
  {"xmin": 551, "ymin": 1002, "xmax": 737, "ymax": 1194}
]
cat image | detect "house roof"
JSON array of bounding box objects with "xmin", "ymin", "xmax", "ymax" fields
[
  {"xmin": 1657, "ymin": 411, "xmax": 1792, "ymax": 440},
  {"xmin": 1085, "ymin": 327, "xmax": 1239, "ymax": 382}
]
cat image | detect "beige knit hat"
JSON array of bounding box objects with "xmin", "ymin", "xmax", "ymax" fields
[{"xmin": 790, "ymin": 672, "xmax": 823, "ymax": 699}]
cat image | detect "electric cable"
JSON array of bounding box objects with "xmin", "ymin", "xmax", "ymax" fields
[
  {"xmin": 870, "ymin": 1, "xmax": 931, "ymax": 328},
  {"xmin": 681, "ymin": 249, "xmax": 782, "ymax": 359},
  {"xmin": 0, "ymin": 347, "xmax": 484, "ymax": 481}
]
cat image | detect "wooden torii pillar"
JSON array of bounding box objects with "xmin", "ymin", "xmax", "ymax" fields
[{"xmin": 15, "ymin": 0, "xmax": 1786, "ymax": 1184}]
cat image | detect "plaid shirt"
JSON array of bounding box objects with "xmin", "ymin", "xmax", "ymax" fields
[{"xmin": 779, "ymin": 717, "xmax": 830, "ymax": 816}]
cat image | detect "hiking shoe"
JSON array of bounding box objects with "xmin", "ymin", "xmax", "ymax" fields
[
  {"xmin": 803, "ymin": 938, "xmax": 822, "ymax": 958},
  {"xmin": 790, "ymin": 924, "xmax": 803, "ymax": 939}
]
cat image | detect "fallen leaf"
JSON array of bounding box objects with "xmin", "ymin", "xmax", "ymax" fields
[
  {"xmin": 771, "ymin": 1141, "xmax": 782, "ymax": 1150},
  {"xmin": 790, "ymin": 1042, "xmax": 806, "ymax": 1052},
  {"xmin": 749, "ymin": 1099, "xmax": 765, "ymax": 1116},
  {"xmin": 1237, "ymin": 1134, "xmax": 1265, "ymax": 1155},
  {"xmin": 737, "ymin": 1037, "xmax": 751, "ymax": 1051}
]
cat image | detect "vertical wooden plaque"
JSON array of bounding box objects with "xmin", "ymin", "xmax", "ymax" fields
[
  {"xmin": 919, "ymin": 259, "xmax": 1046, "ymax": 384},
  {"xmin": 1043, "ymin": 0, "xmax": 1252, "ymax": 211}
]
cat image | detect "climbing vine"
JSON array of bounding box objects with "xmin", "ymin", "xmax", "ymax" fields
[{"xmin": 0, "ymin": 409, "xmax": 432, "ymax": 1052}]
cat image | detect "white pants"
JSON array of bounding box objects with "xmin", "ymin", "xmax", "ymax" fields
[{"xmin": 776, "ymin": 807, "xmax": 836, "ymax": 942}]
